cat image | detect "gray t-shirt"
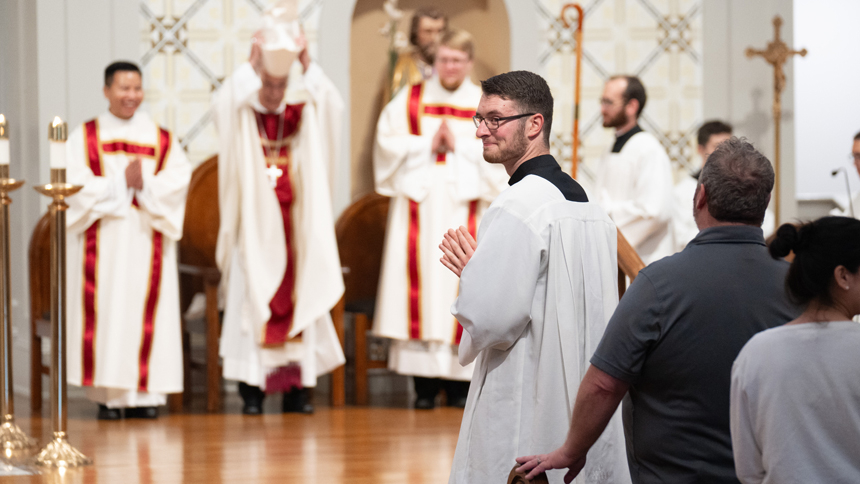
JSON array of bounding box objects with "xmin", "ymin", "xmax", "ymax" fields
[{"xmin": 591, "ymin": 225, "xmax": 801, "ymax": 484}]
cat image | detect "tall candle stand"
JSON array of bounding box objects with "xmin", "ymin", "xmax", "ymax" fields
[
  {"xmin": 0, "ymin": 116, "xmax": 36, "ymax": 452},
  {"xmin": 33, "ymin": 118, "xmax": 90, "ymax": 468}
]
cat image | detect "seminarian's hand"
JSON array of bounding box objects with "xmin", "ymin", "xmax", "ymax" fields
[
  {"xmin": 439, "ymin": 226, "xmax": 477, "ymax": 277},
  {"xmin": 515, "ymin": 447, "xmax": 587, "ymax": 484},
  {"xmin": 126, "ymin": 157, "xmax": 143, "ymax": 191},
  {"xmin": 432, "ymin": 121, "xmax": 454, "ymax": 154}
]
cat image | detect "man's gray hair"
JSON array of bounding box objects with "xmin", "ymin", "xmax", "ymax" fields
[{"xmin": 698, "ymin": 137, "xmax": 774, "ymax": 225}]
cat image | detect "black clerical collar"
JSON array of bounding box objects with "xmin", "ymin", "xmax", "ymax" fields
[
  {"xmin": 611, "ymin": 124, "xmax": 643, "ymax": 153},
  {"xmin": 508, "ymin": 154, "xmax": 588, "ymax": 202}
]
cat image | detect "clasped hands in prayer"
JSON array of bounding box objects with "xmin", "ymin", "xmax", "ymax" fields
[
  {"xmin": 432, "ymin": 120, "xmax": 456, "ymax": 155},
  {"xmin": 126, "ymin": 156, "xmax": 144, "ymax": 191},
  {"xmin": 439, "ymin": 226, "xmax": 476, "ymax": 277}
]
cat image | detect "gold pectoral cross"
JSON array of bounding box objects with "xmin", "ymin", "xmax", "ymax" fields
[{"xmin": 746, "ymin": 16, "xmax": 807, "ymax": 224}]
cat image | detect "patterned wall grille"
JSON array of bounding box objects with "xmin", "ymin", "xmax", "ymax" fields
[
  {"xmin": 140, "ymin": 0, "xmax": 703, "ymax": 180},
  {"xmin": 536, "ymin": 0, "xmax": 703, "ymax": 188},
  {"xmin": 140, "ymin": 0, "xmax": 323, "ymax": 165}
]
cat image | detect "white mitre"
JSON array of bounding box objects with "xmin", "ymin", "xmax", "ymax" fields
[{"xmin": 261, "ymin": 0, "xmax": 303, "ymax": 77}]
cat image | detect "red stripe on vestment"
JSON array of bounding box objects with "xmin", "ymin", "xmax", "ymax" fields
[
  {"xmin": 436, "ymin": 152, "xmax": 446, "ymax": 164},
  {"xmin": 81, "ymin": 119, "xmax": 103, "ymax": 386},
  {"xmin": 454, "ymin": 201, "xmax": 480, "ymax": 345},
  {"xmin": 407, "ymin": 84, "xmax": 423, "ymax": 136},
  {"xmin": 101, "ymin": 141, "xmax": 156, "ymax": 158},
  {"xmin": 137, "ymin": 127, "xmax": 171, "ymax": 390},
  {"xmin": 423, "ymin": 105, "xmax": 476, "ymax": 119},
  {"xmin": 407, "ymin": 200, "xmax": 422, "ymax": 339}
]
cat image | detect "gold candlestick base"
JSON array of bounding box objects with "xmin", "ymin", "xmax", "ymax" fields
[
  {"xmin": 32, "ymin": 183, "xmax": 83, "ymax": 204},
  {"xmin": 33, "ymin": 432, "xmax": 91, "ymax": 468},
  {"xmin": 0, "ymin": 179, "xmax": 25, "ymax": 204},
  {"xmin": 0, "ymin": 415, "xmax": 35, "ymax": 450}
]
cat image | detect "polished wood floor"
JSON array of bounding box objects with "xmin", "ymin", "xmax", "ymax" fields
[{"xmin": 1, "ymin": 393, "xmax": 464, "ymax": 483}]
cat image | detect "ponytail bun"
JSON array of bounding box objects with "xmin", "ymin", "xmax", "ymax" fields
[{"xmin": 769, "ymin": 223, "xmax": 799, "ymax": 258}]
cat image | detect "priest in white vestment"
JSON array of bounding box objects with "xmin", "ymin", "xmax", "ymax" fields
[
  {"xmin": 65, "ymin": 62, "xmax": 191, "ymax": 420},
  {"xmin": 593, "ymin": 76, "xmax": 673, "ymax": 265},
  {"xmin": 373, "ymin": 30, "xmax": 508, "ymax": 409},
  {"xmin": 441, "ymin": 71, "xmax": 630, "ymax": 484},
  {"xmin": 213, "ymin": 7, "xmax": 344, "ymax": 415}
]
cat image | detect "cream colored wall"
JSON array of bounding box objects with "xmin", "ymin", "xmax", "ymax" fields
[{"xmin": 349, "ymin": 0, "xmax": 510, "ymax": 201}]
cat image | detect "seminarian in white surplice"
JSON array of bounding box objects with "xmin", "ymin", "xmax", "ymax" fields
[
  {"xmin": 65, "ymin": 62, "xmax": 192, "ymax": 420},
  {"xmin": 372, "ymin": 29, "xmax": 508, "ymax": 409},
  {"xmin": 213, "ymin": 4, "xmax": 344, "ymax": 415}
]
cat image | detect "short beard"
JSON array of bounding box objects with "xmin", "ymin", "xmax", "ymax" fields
[
  {"xmin": 602, "ymin": 109, "xmax": 629, "ymax": 129},
  {"xmin": 417, "ymin": 42, "xmax": 437, "ymax": 65},
  {"xmin": 484, "ymin": 121, "xmax": 529, "ymax": 165}
]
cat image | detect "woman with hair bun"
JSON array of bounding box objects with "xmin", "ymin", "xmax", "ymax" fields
[{"xmin": 730, "ymin": 216, "xmax": 860, "ymax": 483}]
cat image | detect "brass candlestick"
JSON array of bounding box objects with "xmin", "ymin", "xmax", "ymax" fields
[
  {"xmin": 33, "ymin": 120, "xmax": 90, "ymax": 468},
  {"xmin": 0, "ymin": 121, "xmax": 35, "ymax": 451}
]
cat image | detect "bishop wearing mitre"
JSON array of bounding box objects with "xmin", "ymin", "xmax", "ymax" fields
[
  {"xmin": 65, "ymin": 61, "xmax": 191, "ymax": 420},
  {"xmin": 213, "ymin": 0, "xmax": 345, "ymax": 415}
]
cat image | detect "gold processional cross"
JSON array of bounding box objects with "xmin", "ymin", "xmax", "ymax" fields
[{"xmin": 745, "ymin": 15, "xmax": 806, "ymax": 224}]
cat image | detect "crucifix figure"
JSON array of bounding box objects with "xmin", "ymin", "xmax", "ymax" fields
[{"xmin": 746, "ymin": 15, "xmax": 807, "ymax": 224}]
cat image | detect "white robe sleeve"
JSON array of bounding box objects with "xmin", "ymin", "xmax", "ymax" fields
[
  {"xmin": 452, "ymin": 206, "xmax": 544, "ymax": 365},
  {"xmin": 65, "ymin": 126, "xmax": 132, "ymax": 236},
  {"xmin": 605, "ymin": 145, "xmax": 673, "ymax": 248},
  {"xmin": 302, "ymin": 62, "xmax": 344, "ymax": 196},
  {"xmin": 136, "ymin": 133, "xmax": 192, "ymax": 241},
  {"xmin": 372, "ymin": 88, "xmax": 433, "ymax": 199},
  {"xmin": 213, "ymin": 62, "xmax": 260, "ymax": 275},
  {"xmin": 730, "ymin": 353, "xmax": 766, "ymax": 484}
]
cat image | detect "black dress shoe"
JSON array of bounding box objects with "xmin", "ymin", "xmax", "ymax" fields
[
  {"xmin": 282, "ymin": 388, "xmax": 313, "ymax": 414},
  {"xmin": 124, "ymin": 406, "xmax": 158, "ymax": 419},
  {"xmin": 239, "ymin": 382, "xmax": 265, "ymax": 415},
  {"xmin": 414, "ymin": 397, "xmax": 436, "ymax": 410},
  {"xmin": 97, "ymin": 404, "xmax": 122, "ymax": 420}
]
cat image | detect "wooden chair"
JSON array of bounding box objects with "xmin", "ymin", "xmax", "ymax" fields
[
  {"xmin": 28, "ymin": 212, "xmax": 51, "ymax": 412},
  {"xmin": 333, "ymin": 193, "xmax": 390, "ymax": 405},
  {"xmin": 617, "ymin": 228, "xmax": 645, "ymax": 296}
]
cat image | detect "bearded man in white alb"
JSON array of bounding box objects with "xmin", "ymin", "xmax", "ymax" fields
[
  {"xmin": 373, "ymin": 29, "xmax": 508, "ymax": 409},
  {"xmin": 65, "ymin": 61, "xmax": 191, "ymax": 420},
  {"xmin": 593, "ymin": 75, "xmax": 673, "ymax": 265},
  {"xmin": 213, "ymin": 3, "xmax": 344, "ymax": 415}
]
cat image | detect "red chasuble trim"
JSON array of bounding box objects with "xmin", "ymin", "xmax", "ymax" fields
[
  {"xmin": 422, "ymin": 104, "xmax": 476, "ymax": 120},
  {"xmin": 436, "ymin": 152, "xmax": 447, "ymax": 164},
  {"xmin": 81, "ymin": 119, "xmax": 103, "ymax": 386},
  {"xmin": 137, "ymin": 127, "xmax": 171, "ymax": 391},
  {"xmin": 407, "ymin": 84, "xmax": 424, "ymax": 136},
  {"xmin": 453, "ymin": 200, "xmax": 479, "ymax": 345},
  {"xmin": 101, "ymin": 141, "xmax": 156, "ymax": 158},
  {"xmin": 407, "ymin": 199, "xmax": 422, "ymax": 339}
]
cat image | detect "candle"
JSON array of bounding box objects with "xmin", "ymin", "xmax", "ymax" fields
[
  {"xmin": 48, "ymin": 116, "xmax": 67, "ymax": 169},
  {"xmin": 0, "ymin": 114, "xmax": 8, "ymax": 166}
]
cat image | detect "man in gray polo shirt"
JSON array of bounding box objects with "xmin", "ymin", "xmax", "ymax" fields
[{"xmin": 516, "ymin": 137, "xmax": 801, "ymax": 483}]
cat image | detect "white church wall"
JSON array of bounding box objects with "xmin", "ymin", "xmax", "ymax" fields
[
  {"xmin": 702, "ymin": 0, "xmax": 797, "ymax": 224},
  {"xmin": 793, "ymin": 0, "xmax": 860, "ymax": 211}
]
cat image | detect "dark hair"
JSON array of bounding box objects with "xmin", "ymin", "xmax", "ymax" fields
[
  {"xmin": 770, "ymin": 217, "xmax": 860, "ymax": 306},
  {"xmin": 480, "ymin": 71, "xmax": 553, "ymax": 146},
  {"xmin": 854, "ymin": 131, "xmax": 860, "ymax": 141},
  {"xmin": 697, "ymin": 120, "xmax": 733, "ymax": 147},
  {"xmin": 698, "ymin": 137, "xmax": 773, "ymax": 225},
  {"xmin": 105, "ymin": 61, "xmax": 141, "ymax": 87},
  {"xmin": 410, "ymin": 7, "xmax": 448, "ymax": 47},
  {"xmin": 610, "ymin": 75, "xmax": 646, "ymax": 117}
]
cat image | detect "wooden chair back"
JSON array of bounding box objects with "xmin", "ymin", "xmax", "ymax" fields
[
  {"xmin": 28, "ymin": 211, "xmax": 52, "ymax": 411},
  {"xmin": 335, "ymin": 193, "xmax": 390, "ymax": 314},
  {"xmin": 617, "ymin": 228, "xmax": 646, "ymax": 297}
]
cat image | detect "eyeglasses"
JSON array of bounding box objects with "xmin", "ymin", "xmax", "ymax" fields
[{"xmin": 473, "ymin": 113, "xmax": 536, "ymax": 130}]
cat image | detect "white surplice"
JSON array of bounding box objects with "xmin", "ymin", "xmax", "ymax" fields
[
  {"xmin": 449, "ymin": 176, "xmax": 631, "ymax": 484},
  {"xmin": 594, "ymin": 131, "xmax": 673, "ymax": 264},
  {"xmin": 65, "ymin": 111, "xmax": 191, "ymax": 407},
  {"xmin": 372, "ymin": 75, "xmax": 508, "ymax": 380},
  {"xmin": 213, "ymin": 62, "xmax": 345, "ymax": 389}
]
